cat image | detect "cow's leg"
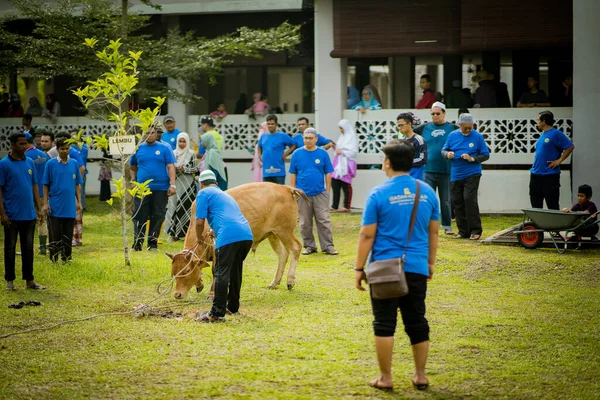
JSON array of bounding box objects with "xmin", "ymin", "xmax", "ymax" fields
[
  {"xmin": 266, "ymin": 235, "xmax": 288, "ymax": 289},
  {"xmin": 276, "ymin": 231, "xmax": 302, "ymax": 290}
]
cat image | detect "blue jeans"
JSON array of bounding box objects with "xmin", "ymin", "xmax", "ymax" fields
[
  {"xmin": 263, "ymin": 176, "xmax": 286, "ymax": 185},
  {"xmin": 424, "ymin": 172, "xmax": 452, "ymax": 230}
]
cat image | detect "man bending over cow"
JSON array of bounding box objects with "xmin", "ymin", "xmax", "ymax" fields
[{"xmin": 194, "ymin": 170, "xmax": 253, "ymax": 322}]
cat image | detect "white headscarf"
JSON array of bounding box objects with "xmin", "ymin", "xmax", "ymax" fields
[
  {"xmin": 173, "ymin": 132, "xmax": 194, "ymax": 168},
  {"xmin": 336, "ymin": 119, "xmax": 359, "ymax": 160}
]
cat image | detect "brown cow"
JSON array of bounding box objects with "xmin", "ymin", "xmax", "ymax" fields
[{"xmin": 166, "ymin": 182, "xmax": 308, "ymax": 299}]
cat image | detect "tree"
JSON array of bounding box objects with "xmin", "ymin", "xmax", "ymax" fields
[
  {"xmin": 0, "ymin": 0, "xmax": 302, "ymax": 102},
  {"xmin": 73, "ymin": 38, "xmax": 162, "ymax": 266}
]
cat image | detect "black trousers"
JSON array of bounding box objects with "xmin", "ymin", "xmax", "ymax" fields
[
  {"xmin": 529, "ymin": 173, "xmax": 561, "ymax": 210},
  {"xmin": 4, "ymin": 219, "xmax": 36, "ymax": 282},
  {"xmin": 47, "ymin": 216, "xmax": 75, "ymax": 263},
  {"xmin": 263, "ymin": 176, "xmax": 285, "ymax": 185},
  {"xmin": 451, "ymin": 174, "xmax": 482, "ymax": 237},
  {"xmin": 370, "ymin": 272, "xmax": 429, "ymax": 345},
  {"xmin": 211, "ymin": 240, "xmax": 253, "ymax": 318},
  {"xmin": 331, "ymin": 178, "xmax": 352, "ymax": 209},
  {"xmin": 132, "ymin": 190, "xmax": 168, "ymax": 250}
]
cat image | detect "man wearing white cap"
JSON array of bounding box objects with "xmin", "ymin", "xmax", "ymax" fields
[
  {"xmin": 195, "ymin": 170, "xmax": 253, "ymax": 322},
  {"xmin": 414, "ymin": 102, "xmax": 458, "ymax": 235}
]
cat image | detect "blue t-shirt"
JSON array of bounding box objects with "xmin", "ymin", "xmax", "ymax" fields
[
  {"xmin": 415, "ymin": 122, "xmax": 457, "ymax": 174},
  {"xmin": 531, "ymin": 128, "xmax": 573, "ymax": 175},
  {"xmin": 442, "ymin": 130, "xmax": 490, "ymax": 182},
  {"xmin": 258, "ymin": 132, "xmax": 296, "ymax": 177},
  {"xmin": 405, "ymin": 134, "xmax": 427, "ymax": 180},
  {"xmin": 0, "ymin": 155, "xmax": 37, "ymax": 221},
  {"xmin": 195, "ymin": 186, "xmax": 253, "ymax": 249},
  {"xmin": 161, "ymin": 128, "xmax": 181, "ymax": 150},
  {"xmin": 292, "ymin": 132, "xmax": 331, "ymax": 149},
  {"xmin": 289, "ymin": 147, "xmax": 334, "ymax": 196},
  {"xmin": 130, "ymin": 142, "xmax": 175, "ymax": 191},
  {"xmin": 43, "ymin": 157, "xmax": 83, "ymax": 219},
  {"xmin": 25, "ymin": 147, "xmax": 50, "ymax": 197},
  {"xmin": 362, "ymin": 176, "xmax": 440, "ymax": 276},
  {"xmin": 71, "ymin": 144, "xmax": 89, "ymax": 173},
  {"xmin": 68, "ymin": 148, "xmax": 84, "ymax": 169}
]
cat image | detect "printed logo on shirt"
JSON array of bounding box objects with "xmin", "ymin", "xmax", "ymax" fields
[
  {"xmin": 72, "ymin": 174, "xmax": 76, "ymax": 179},
  {"xmin": 155, "ymin": 150, "xmax": 161, "ymax": 155},
  {"xmin": 469, "ymin": 143, "xmax": 474, "ymax": 148},
  {"xmin": 404, "ymin": 187, "xmax": 411, "ymax": 195},
  {"xmin": 28, "ymin": 169, "xmax": 32, "ymax": 174},
  {"xmin": 315, "ymin": 159, "xmax": 321, "ymax": 164},
  {"xmin": 266, "ymin": 166, "xmax": 281, "ymax": 174},
  {"xmin": 544, "ymin": 138, "xmax": 550, "ymax": 143},
  {"xmin": 431, "ymin": 129, "xmax": 446, "ymax": 138},
  {"xmin": 171, "ymin": 138, "xmax": 175, "ymax": 142}
]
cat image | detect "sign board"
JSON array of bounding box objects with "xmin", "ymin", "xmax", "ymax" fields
[{"xmin": 109, "ymin": 135, "xmax": 136, "ymax": 155}]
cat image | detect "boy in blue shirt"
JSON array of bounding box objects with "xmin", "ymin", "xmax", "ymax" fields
[
  {"xmin": 442, "ymin": 113, "xmax": 490, "ymax": 240},
  {"xmin": 397, "ymin": 112, "xmax": 427, "ymax": 180},
  {"xmin": 529, "ymin": 110, "xmax": 574, "ymax": 210},
  {"xmin": 257, "ymin": 114, "xmax": 297, "ymax": 185},
  {"xmin": 289, "ymin": 128, "xmax": 338, "ymax": 255},
  {"xmin": 1, "ymin": 133, "xmax": 45, "ymax": 290},
  {"xmin": 25, "ymin": 132, "xmax": 50, "ymax": 255},
  {"xmin": 43, "ymin": 137, "xmax": 83, "ymax": 263},
  {"xmin": 194, "ymin": 170, "xmax": 253, "ymax": 323}
]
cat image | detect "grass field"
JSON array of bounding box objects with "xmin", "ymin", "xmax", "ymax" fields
[{"xmin": 1, "ymin": 199, "xmax": 599, "ymax": 399}]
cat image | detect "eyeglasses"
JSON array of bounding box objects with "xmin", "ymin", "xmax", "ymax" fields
[
  {"xmin": 431, "ymin": 112, "xmax": 442, "ymax": 116},
  {"xmin": 303, "ymin": 136, "xmax": 317, "ymax": 140},
  {"xmin": 397, "ymin": 124, "xmax": 407, "ymax": 128}
]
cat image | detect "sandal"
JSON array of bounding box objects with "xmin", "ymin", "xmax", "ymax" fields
[
  {"xmin": 452, "ymin": 234, "xmax": 466, "ymax": 239},
  {"xmin": 26, "ymin": 282, "xmax": 46, "ymax": 290},
  {"xmin": 302, "ymin": 248, "xmax": 317, "ymax": 255},
  {"xmin": 195, "ymin": 311, "xmax": 225, "ymax": 323},
  {"xmin": 368, "ymin": 378, "xmax": 393, "ymax": 392},
  {"xmin": 411, "ymin": 378, "xmax": 429, "ymax": 391},
  {"xmin": 469, "ymin": 234, "xmax": 481, "ymax": 240}
]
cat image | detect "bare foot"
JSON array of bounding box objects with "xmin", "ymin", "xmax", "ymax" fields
[{"xmin": 368, "ymin": 376, "xmax": 393, "ymax": 391}]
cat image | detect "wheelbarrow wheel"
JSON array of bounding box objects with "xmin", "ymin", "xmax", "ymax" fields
[{"xmin": 517, "ymin": 222, "xmax": 544, "ymax": 249}]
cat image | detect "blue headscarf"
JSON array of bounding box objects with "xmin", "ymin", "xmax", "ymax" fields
[
  {"xmin": 353, "ymin": 87, "xmax": 382, "ymax": 110},
  {"xmin": 347, "ymin": 86, "xmax": 360, "ymax": 109}
]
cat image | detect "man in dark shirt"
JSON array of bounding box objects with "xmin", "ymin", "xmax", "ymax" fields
[
  {"xmin": 517, "ymin": 76, "xmax": 551, "ymax": 107},
  {"xmin": 562, "ymin": 184, "xmax": 598, "ymax": 240}
]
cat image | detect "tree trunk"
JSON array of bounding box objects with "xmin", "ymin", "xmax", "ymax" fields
[{"xmin": 121, "ymin": 161, "xmax": 131, "ymax": 266}]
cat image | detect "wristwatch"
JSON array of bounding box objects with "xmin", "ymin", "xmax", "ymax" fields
[{"xmin": 170, "ymin": 184, "xmax": 176, "ymax": 189}]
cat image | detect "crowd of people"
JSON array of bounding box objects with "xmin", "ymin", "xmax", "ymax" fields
[{"xmin": 2, "ymin": 94, "xmax": 595, "ymax": 394}]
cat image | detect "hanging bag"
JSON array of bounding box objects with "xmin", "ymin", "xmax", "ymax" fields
[{"xmin": 367, "ymin": 181, "xmax": 421, "ymax": 299}]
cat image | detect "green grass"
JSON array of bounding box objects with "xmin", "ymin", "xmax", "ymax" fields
[{"xmin": 1, "ymin": 201, "xmax": 599, "ymax": 399}]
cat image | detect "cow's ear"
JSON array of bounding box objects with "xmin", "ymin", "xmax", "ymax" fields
[{"xmin": 165, "ymin": 252, "xmax": 174, "ymax": 260}]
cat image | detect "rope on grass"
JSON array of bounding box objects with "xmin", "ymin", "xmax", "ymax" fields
[{"xmin": 1, "ymin": 239, "xmax": 218, "ymax": 340}]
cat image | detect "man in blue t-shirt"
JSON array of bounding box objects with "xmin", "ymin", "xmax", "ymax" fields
[
  {"xmin": 129, "ymin": 127, "xmax": 176, "ymax": 251},
  {"xmin": 397, "ymin": 112, "xmax": 427, "ymax": 180},
  {"xmin": 257, "ymin": 114, "xmax": 297, "ymax": 185},
  {"xmin": 25, "ymin": 133, "xmax": 50, "ymax": 255},
  {"xmin": 194, "ymin": 170, "xmax": 253, "ymax": 323},
  {"xmin": 161, "ymin": 115, "xmax": 182, "ymax": 150},
  {"xmin": 70, "ymin": 130, "xmax": 89, "ymax": 211},
  {"xmin": 291, "ymin": 117, "xmax": 333, "ymax": 150},
  {"xmin": 529, "ymin": 110, "xmax": 574, "ymax": 210},
  {"xmin": 354, "ymin": 139, "xmax": 439, "ymax": 391},
  {"xmin": 442, "ymin": 114, "xmax": 490, "ymax": 240},
  {"xmin": 43, "ymin": 137, "xmax": 83, "ymax": 263},
  {"xmin": 414, "ymin": 101, "xmax": 457, "ymax": 235},
  {"xmin": 0, "ymin": 133, "xmax": 45, "ymax": 290},
  {"xmin": 289, "ymin": 128, "xmax": 338, "ymax": 255}
]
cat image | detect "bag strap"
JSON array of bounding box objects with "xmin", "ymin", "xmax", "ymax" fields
[{"xmin": 403, "ymin": 180, "xmax": 421, "ymax": 259}]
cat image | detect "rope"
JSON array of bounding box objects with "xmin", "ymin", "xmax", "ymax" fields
[{"xmin": 1, "ymin": 238, "xmax": 217, "ymax": 340}]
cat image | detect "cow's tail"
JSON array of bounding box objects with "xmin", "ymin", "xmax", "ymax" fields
[{"xmin": 286, "ymin": 186, "xmax": 310, "ymax": 202}]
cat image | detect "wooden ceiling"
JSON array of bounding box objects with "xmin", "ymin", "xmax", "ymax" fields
[{"xmin": 331, "ymin": 0, "xmax": 573, "ymax": 58}]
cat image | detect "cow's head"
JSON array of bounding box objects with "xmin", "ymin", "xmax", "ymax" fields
[{"xmin": 166, "ymin": 251, "xmax": 211, "ymax": 299}]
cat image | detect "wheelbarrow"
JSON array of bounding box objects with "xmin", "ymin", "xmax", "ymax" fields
[{"xmin": 514, "ymin": 208, "xmax": 600, "ymax": 253}]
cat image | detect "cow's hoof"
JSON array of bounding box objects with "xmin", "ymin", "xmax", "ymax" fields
[{"xmin": 287, "ymin": 283, "xmax": 295, "ymax": 290}]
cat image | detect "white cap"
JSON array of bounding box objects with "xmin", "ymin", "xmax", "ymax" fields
[
  {"xmin": 198, "ymin": 170, "xmax": 217, "ymax": 184},
  {"xmin": 431, "ymin": 101, "xmax": 446, "ymax": 111}
]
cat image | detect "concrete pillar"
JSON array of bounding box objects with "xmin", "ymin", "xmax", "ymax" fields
[
  {"xmin": 572, "ymin": 0, "xmax": 600, "ymax": 201},
  {"xmin": 391, "ymin": 56, "xmax": 414, "ymax": 108},
  {"xmin": 314, "ymin": 0, "xmax": 345, "ymax": 138},
  {"xmin": 167, "ymin": 78, "xmax": 192, "ymax": 132}
]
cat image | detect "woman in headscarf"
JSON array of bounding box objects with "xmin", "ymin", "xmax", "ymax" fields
[
  {"xmin": 250, "ymin": 121, "xmax": 268, "ymax": 182},
  {"xmin": 201, "ymin": 133, "xmax": 227, "ymax": 191},
  {"xmin": 165, "ymin": 132, "xmax": 198, "ymax": 241},
  {"xmin": 42, "ymin": 93, "xmax": 60, "ymax": 123},
  {"xmin": 347, "ymin": 86, "xmax": 360, "ymax": 109},
  {"xmin": 352, "ymin": 86, "xmax": 383, "ymax": 114},
  {"xmin": 25, "ymin": 96, "xmax": 43, "ymax": 116},
  {"xmin": 331, "ymin": 119, "xmax": 359, "ymax": 212}
]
